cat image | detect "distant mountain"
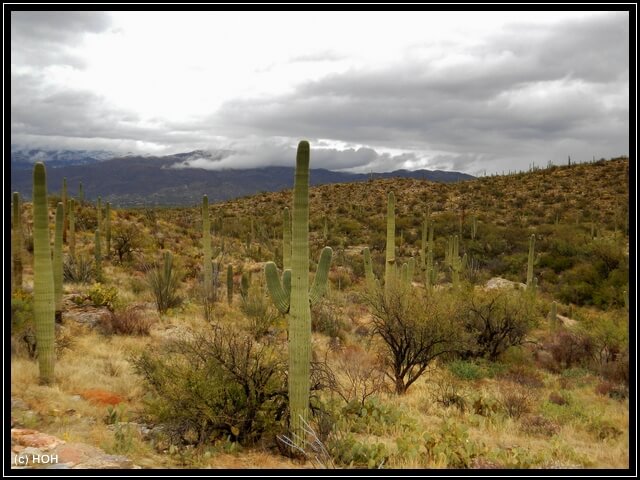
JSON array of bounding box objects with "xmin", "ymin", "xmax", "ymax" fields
[
  {"xmin": 10, "ymin": 151, "xmax": 475, "ymax": 206},
  {"xmin": 10, "ymin": 146, "xmax": 118, "ymax": 170}
]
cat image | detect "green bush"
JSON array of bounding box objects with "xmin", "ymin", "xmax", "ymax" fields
[
  {"xmin": 328, "ymin": 432, "xmax": 390, "ymax": 468},
  {"xmin": 133, "ymin": 325, "xmax": 287, "ymax": 446}
]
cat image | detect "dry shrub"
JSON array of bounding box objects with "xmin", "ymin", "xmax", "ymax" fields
[
  {"xmin": 498, "ymin": 383, "xmax": 535, "ymax": 418},
  {"xmin": 102, "ymin": 307, "xmax": 154, "ymax": 336},
  {"xmin": 329, "ymin": 344, "xmax": 387, "ymax": 406},
  {"xmin": 430, "ymin": 371, "xmax": 467, "ymax": 412},
  {"xmin": 520, "ymin": 414, "xmax": 559, "ymax": 437},
  {"xmin": 599, "ymin": 351, "xmax": 629, "ymax": 385},
  {"xmin": 548, "ymin": 391, "xmax": 569, "ymax": 406},
  {"xmin": 545, "ymin": 330, "xmax": 594, "ymax": 369},
  {"xmin": 595, "ymin": 380, "xmax": 628, "ymax": 400},
  {"xmin": 499, "ymin": 365, "xmax": 545, "ymax": 388}
]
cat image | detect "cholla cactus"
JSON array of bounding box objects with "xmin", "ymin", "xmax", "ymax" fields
[
  {"xmin": 264, "ymin": 141, "xmax": 332, "ymax": 448},
  {"xmin": 32, "ymin": 163, "xmax": 56, "ymax": 384}
]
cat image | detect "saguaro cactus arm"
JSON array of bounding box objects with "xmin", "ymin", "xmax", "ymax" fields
[
  {"xmin": 309, "ymin": 246, "xmax": 333, "ymax": 305},
  {"xmin": 265, "ymin": 262, "xmax": 291, "ymax": 314}
]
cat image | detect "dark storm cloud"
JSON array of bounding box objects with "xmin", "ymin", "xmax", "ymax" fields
[
  {"xmin": 11, "ymin": 11, "xmax": 112, "ymax": 68},
  {"xmin": 213, "ymin": 12, "xmax": 628, "ymax": 172}
]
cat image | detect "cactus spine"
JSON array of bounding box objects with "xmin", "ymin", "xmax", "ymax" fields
[
  {"xmin": 264, "ymin": 141, "xmax": 332, "ymax": 447},
  {"xmin": 202, "ymin": 195, "xmax": 213, "ymax": 299},
  {"xmin": 226, "ymin": 264, "xmax": 233, "ymax": 305},
  {"xmin": 12, "ymin": 192, "xmax": 23, "ymax": 292},
  {"xmin": 33, "ymin": 163, "xmax": 56, "ymax": 384},
  {"xmin": 68, "ymin": 198, "xmax": 76, "ymax": 257},
  {"xmin": 53, "ymin": 202, "xmax": 64, "ymax": 322},
  {"xmin": 105, "ymin": 202, "xmax": 111, "ymax": 258}
]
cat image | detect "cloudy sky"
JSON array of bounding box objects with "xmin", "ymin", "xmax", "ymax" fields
[{"xmin": 11, "ymin": 11, "xmax": 629, "ymax": 175}]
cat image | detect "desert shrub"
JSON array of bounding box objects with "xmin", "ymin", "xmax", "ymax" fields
[
  {"xmin": 520, "ymin": 415, "xmax": 559, "ymax": 437},
  {"xmin": 364, "ymin": 281, "xmax": 464, "ymax": 394},
  {"xmin": 87, "ymin": 283, "xmax": 119, "ymax": 311},
  {"xmin": 339, "ymin": 396, "xmax": 404, "ymax": 436},
  {"xmin": 311, "ymin": 299, "xmax": 346, "ymax": 340},
  {"xmin": 429, "ymin": 371, "xmax": 467, "ymax": 412},
  {"xmin": 102, "ymin": 307, "xmax": 154, "ymax": 336},
  {"xmin": 498, "ymin": 384, "xmax": 535, "ymax": 418},
  {"xmin": 239, "ymin": 281, "xmax": 279, "ymax": 339},
  {"xmin": 586, "ymin": 417, "xmax": 623, "ymax": 440},
  {"xmin": 594, "ymin": 381, "xmax": 628, "ymax": 400},
  {"xmin": 447, "ymin": 359, "xmax": 506, "ymax": 381},
  {"xmin": 133, "ymin": 325, "xmax": 288, "ymax": 446},
  {"xmin": 460, "ymin": 288, "xmax": 534, "ymax": 361},
  {"xmin": 111, "ymin": 220, "xmax": 144, "ymax": 263},
  {"xmin": 146, "ymin": 252, "xmax": 182, "ymax": 314},
  {"xmin": 544, "ymin": 330, "xmax": 594, "ymax": 369},
  {"xmin": 499, "ymin": 365, "xmax": 545, "ymax": 388},
  {"xmin": 599, "ymin": 350, "xmax": 629, "ymax": 385},
  {"xmin": 548, "ymin": 391, "xmax": 570, "ymax": 406},
  {"xmin": 11, "ymin": 290, "xmax": 33, "ymax": 334},
  {"xmin": 63, "ymin": 255, "xmax": 95, "ymax": 284},
  {"xmin": 471, "ymin": 396, "xmax": 500, "ymax": 417},
  {"xmin": 329, "ymin": 345, "xmax": 387, "ymax": 406}
]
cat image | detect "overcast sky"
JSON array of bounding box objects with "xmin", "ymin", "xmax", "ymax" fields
[{"xmin": 10, "ymin": 11, "xmax": 629, "ymax": 175}]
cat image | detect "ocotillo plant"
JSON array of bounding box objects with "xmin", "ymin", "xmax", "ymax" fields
[
  {"xmin": 12, "ymin": 192, "xmax": 23, "ymax": 292},
  {"xmin": 33, "ymin": 163, "xmax": 56, "ymax": 384},
  {"xmin": 53, "ymin": 203, "xmax": 64, "ymax": 323},
  {"xmin": 227, "ymin": 264, "xmax": 233, "ymax": 305},
  {"xmin": 68, "ymin": 198, "xmax": 76, "ymax": 257},
  {"xmin": 94, "ymin": 228, "xmax": 102, "ymax": 281},
  {"xmin": 105, "ymin": 202, "xmax": 111, "ymax": 258},
  {"xmin": 202, "ymin": 195, "xmax": 213, "ymax": 300},
  {"xmin": 264, "ymin": 141, "xmax": 333, "ymax": 448}
]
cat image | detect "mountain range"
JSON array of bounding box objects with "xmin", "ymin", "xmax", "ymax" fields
[{"xmin": 10, "ymin": 148, "xmax": 475, "ymax": 206}]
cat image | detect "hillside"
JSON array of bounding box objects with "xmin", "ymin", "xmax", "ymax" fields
[{"xmin": 10, "ymin": 156, "xmax": 629, "ymax": 470}]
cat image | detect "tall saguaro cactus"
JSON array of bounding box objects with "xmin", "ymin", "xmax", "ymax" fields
[
  {"xmin": 97, "ymin": 196, "xmax": 102, "ymax": 234},
  {"xmin": 264, "ymin": 141, "xmax": 333, "ymax": 448},
  {"xmin": 53, "ymin": 203, "xmax": 64, "ymax": 322},
  {"xmin": 105, "ymin": 202, "xmax": 111, "ymax": 258},
  {"xmin": 202, "ymin": 195, "xmax": 213, "ymax": 299},
  {"xmin": 446, "ymin": 235, "xmax": 466, "ymax": 288},
  {"xmin": 78, "ymin": 182, "xmax": 84, "ymax": 203},
  {"xmin": 550, "ymin": 301, "xmax": 558, "ymax": 331},
  {"xmin": 33, "ymin": 163, "xmax": 56, "ymax": 384},
  {"xmin": 12, "ymin": 192, "xmax": 23, "ymax": 292}
]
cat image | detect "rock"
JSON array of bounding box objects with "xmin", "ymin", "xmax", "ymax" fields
[
  {"xmin": 12, "ymin": 429, "xmax": 65, "ymax": 450},
  {"xmin": 485, "ymin": 277, "xmax": 527, "ymax": 291},
  {"xmin": 12, "ymin": 397, "xmax": 29, "ymax": 410},
  {"xmin": 79, "ymin": 389, "xmax": 125, "ymax": 406},
  {"xmin": 64, "ymin": 307, "xmax": 111, "ymax": 328}
]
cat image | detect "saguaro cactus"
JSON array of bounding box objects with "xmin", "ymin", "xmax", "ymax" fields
[
  {"xmin": 97, "ymin": 196, "xmax": 102, "ymax": 234},
  {"xmin": 425, "ymin": 223, "xmax": 435, "ymax": 290},
  {"xmin": 53, "ymin": 203, "xmax": 64, "ymax": 322},
  {"xmin": 62, "ymin": 177, "xmax": 68, "ymax": 242},
  {"xmin": 202, "ymin": 195, "xmax": 213, "ymax": 299},
  {"xmin": 68, "ymin": 198, "xmax": 76, "ymax": 257},
  {"xmin": 264, "ymin": 141, "xmax": 332, "ymax": 447},
  {"xmin": 33, "ymin": 163, "xmax": 56, "ymax": 384},
  {"xmin": 78, "ymin": 182, "xmax": 84, "ymax": 203},
  {"xmin": 12, "ymin": 192, "xmax": 23, "ymax": 292},
  {"xmin": 283, "ymin": 207, "xmax": 292, "ymax": 271},
  {"xmin": 447, "ymin": 235, "xmax": 466, "ymax": 288}
]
